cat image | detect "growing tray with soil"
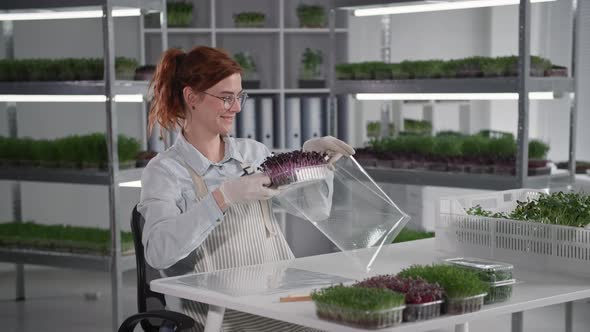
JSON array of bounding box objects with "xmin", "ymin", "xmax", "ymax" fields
[
  {"xmin": 466, "ymin": 191, "xmax": 590, "ymax": 228},
  {"xmin": 335, "ymin": 56, "xmax": 565, "ymax": 81},
  {"xmin": 0, "ymin": 222, "xmax": 134, "ymax": 256},
  {"xmin": 355, "ymin": 133, "xmax": 550, "ymax": 176},
  {"xmin": 397, "ymin": 264, "xmax": 488, "ymax": 315},
  {"xmin": 259, "ymin": 150, "xmax": 329, "ymax": 189},
  {"xmin": 311, "ymin": 285, "xmax": 405, "ymax": 329},
  {"xmin": 556, "ymin": 160, "xmax": 590, "ymax": 174},
  {"xmin": 355, "ymin": 275, "xmax": 444, "ymax": 322},
  {"xmin": 0, "ymin": 57, "xmax": 138, "ymax": 81},
  {"xmin": 0, "ymin": 133, "xmax": 141, "ymax": 171}
]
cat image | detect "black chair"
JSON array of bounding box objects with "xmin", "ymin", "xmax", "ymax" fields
[{"xmin": 118, "ymin": 206, "xmax": 195, "ymax": 332}]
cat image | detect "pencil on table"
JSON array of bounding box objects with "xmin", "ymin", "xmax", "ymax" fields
[{"xmin": 279, "ymin": 294, "xmax": 312, "ymax": 303}]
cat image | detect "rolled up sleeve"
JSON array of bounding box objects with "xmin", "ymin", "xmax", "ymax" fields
[{"xmin": 137, "ymin": 162, "xmax": 224, "ymax": 270}]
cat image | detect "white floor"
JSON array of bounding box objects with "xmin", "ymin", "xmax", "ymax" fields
[{"xmin": 1, "ymin": 265, "xmax": 589, "ymax": 332}]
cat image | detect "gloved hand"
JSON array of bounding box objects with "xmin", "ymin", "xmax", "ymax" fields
[
  {"xmin": 218, "ymin": 173, "xmax": 279, "ymax": 206},
  {"xmin": 303, "ymin": 136, "xmax": 355, "ymax": 165}
]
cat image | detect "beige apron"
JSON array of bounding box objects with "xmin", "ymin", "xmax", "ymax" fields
[{"xmin": 180, "ymin": 162, "xmax": 319, "ymax": 332}]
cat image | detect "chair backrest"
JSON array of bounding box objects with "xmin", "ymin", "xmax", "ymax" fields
[{"xmin": 130, "ymin": 205, "xmax": 167, "ymax": 331}]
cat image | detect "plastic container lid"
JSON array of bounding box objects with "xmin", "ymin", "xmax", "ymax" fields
[
  {"xmin": 489, "ymin": 279, "xmax": 517, "ymax": 288},
  {"xmin": 443, "ymin": 257, "xmax": 514, "ymax": 272},
  {"xmin": 274, "ymin": 156, "xmax": 410, "ymax": 272}
]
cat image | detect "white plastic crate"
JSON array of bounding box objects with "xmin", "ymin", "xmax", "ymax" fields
[{"xmin": 436, "ymin": 189, "xmax": 590, "ymax": 277}]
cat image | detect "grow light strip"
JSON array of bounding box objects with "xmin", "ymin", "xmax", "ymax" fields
[
  {"xmin": 355, "ymin": 92, "xmax": 555, "ymax": 100},
  {"xmin": 352, "ymin": 0, "xmax": 556, "ymax": 17},
  {"xmin": 0, "ymin": 9, "xmax": 141, "ymax": 21},
  {"xmin": 119, "ymin": 180, "xmax": 141, "ymax": 188},
  {"xmin": 0, "ymin": 94, "xmax": 144, "ymax": 102}
]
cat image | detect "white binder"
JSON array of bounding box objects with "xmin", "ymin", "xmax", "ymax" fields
[
  {"xmin": 257, "ymin": 97, "xmax": 274, "ymax": 149},
  {"xmin": 301, "ymin": 96, "xmax": 322, "ymax": 142},
  {"xmin": 238, "ymin": 98, "xmax": 257, "ymax": 140},
  {"xmin": 285, "ymin": 97, "xmax": 302, "ymax": 149}
]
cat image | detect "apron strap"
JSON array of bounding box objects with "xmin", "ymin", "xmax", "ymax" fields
[
  {"xmin": 181, "ymin": 161, "xmax": 209, "ymax": 200},
  {"xmin": 260, "ymin": 200, "xmax": 277, "ymax": 237}
]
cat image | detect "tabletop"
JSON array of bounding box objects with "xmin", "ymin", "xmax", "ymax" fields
[{"xmin": 151, "ymin": 238, "xmax": 590, "ymax": 332}]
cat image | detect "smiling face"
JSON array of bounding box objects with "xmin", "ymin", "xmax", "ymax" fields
[{"xmin": 185, "ymin": 73, "xmax": 243, "ymax": 136}]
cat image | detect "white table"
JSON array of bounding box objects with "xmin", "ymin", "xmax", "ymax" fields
[{"xmin": 151, "ymin": 239, "xmax": 590, "ymax": 332}]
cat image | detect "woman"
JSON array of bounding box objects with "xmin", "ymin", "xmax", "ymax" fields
[{"xmin": 138, "ymin": 46, "xmax": 354, "ymax": 331}]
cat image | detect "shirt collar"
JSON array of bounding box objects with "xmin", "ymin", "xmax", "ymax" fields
[{"xmin": 174, "ymin": 134, "xmax": 245, "ymax": 176}]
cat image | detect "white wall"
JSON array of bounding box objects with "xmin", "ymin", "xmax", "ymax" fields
[{"xmin": 0, "ymin": 17, "xmax": 145, "ymax": 230}]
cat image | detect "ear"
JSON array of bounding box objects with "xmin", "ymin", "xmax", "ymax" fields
[{"xmin": 182, "ymin": 86, "xmax": 198, "ymax": 109}]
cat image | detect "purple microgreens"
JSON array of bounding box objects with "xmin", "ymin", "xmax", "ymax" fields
[
  {"xmin": 258, "ymin": 150, "xmax": 328, "ymax": 186},
  {"xmin": 355, "ymin": 275, "xmax": 444, "ymax": 305}
]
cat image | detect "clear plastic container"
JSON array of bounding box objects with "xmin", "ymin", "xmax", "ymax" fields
[
  {"xmin": 272, "ymin": 164, "xmax": 329, "ymax": 189},
  {"xmin": 274, "ymin": 156, "xmax": 410, "ymax": 272},
  {"xmin": 445, "ymin": 293, "xmax": 487, "ymax": 314},
  {"xmin": 485, "ymin": 279, "xmax": 516, "ymax": 304},
  {"xmin": 443, "ymin": 257, "xmax": 514, "ymax": 283},
  {"xmin": 315, "ymin": 302, "xmax": 405, "ymax": 329},
  {"xmin": 403, "ymin": 300, "xmax": 443, "ymax": 322}
]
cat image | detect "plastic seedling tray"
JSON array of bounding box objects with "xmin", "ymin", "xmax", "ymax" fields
[
  {"xmin": 485, "ymin": 279, "xmax": 516, "ymax": 304},
  {"xmin": 443, "ymin": 257, "xmax": 514, "ymax": 283},
  {"xmin": 403, "ymin": 300, "xmax": 443, "ymax": 322},
  {"xmin": 445, "ymin": 293, "xmax": 487, "ymax": 315},
  {"xmin": 315, "ymin": 302, "xmax": 405, "ymax": 329},
  {"xmin": 272, "ymin": 165, "xmax": 329, "ymax": 190}
]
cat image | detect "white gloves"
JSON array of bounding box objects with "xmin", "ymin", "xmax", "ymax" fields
[
  {"xmin": 303, "ymin": 136, "xmax": 355, "ymax": 165},
  {"xmin": 218, "ymin": 173, "xmax": 279, "ymax": 206}
]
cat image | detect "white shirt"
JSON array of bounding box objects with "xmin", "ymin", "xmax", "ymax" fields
[{"xmin": 138, "ymin": 134, "xmax": 271, "ymax": 270}]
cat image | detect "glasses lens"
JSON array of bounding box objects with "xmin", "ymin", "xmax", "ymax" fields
[
  {"xmin": 239, "ymin": 93, "xmax": 248, "ymax": 109},
  {"xmin": 223, "ymin": 95, "xmax": 234, "ymax": 110}
]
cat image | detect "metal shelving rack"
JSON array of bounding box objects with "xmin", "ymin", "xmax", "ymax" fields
[
  {"xmin": 143, "ymin": 0, "xmax": 349, "ymax": 149},
  {"xmin": 0, "ymin": 0, "xmax": 165, "ymax": 329},
  {"xmin": 328, "ymin": 0, "xmax": 580, "ymax": 190}
]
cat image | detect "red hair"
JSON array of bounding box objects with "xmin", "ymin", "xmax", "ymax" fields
[{"xmin": 148, "ymin": 46, "xmax": 242, "ymax": 136}]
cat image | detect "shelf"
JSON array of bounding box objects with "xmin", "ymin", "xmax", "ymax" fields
[
  {"xmin": 285, "ymin": 88, "xmax": 330, "ymax": 94},
  {"xmin": 333, "ymin": 0, "xmax": 557, "ymax": 11},
  {"xmin": 284, "ymin": 28, "xmax": 348, "ymax": 34},
  {"xmin": 216, "ymin": 28, "xmax": 280, "ymax": 34},
  {"xmin": 334, "ymin": 0, "xmax": 418, "ymax": 8},
  {"xmin": 145, "ymin": 28, "xmax": 212, "ymax": 34},
  {"xmin": 0, "ymin": 0, "xmax": 162, "ymax": 11},
  {"xmin": 333, "ymin": 77, "xmax": 574, "ymax": 95},
  {"xmin": 144, "ymin": 28, "xmax": 348, "ymax": 34},
  {"xmin": 0, "ymin": 166, "xmax": 144, "ymax": 185},
  {"xmin": 243, "ymin": 89, "xmax": 330, "ymax": 95},
  {"xmin": 117, "ymin": 167, "xmax": 144, "ymax": 184},
  {"xmin": 0, "ymin": 247, "xmax": 136, "ymax": 272},
  {"xmin": 365, "ymin": 167, "xmax": 570, "ymax": 190},
  {"xmin": 0, "ymin": 80, "xmax": 149, "ymax": 96},
  {"xmin": 245, "ymin": 89, "xmax": 280, "ymax": 94}
]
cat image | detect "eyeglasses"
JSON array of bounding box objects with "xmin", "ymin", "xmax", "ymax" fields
[{"xmin": 202, "ymin": 91, "xmax": 248, "ymax": 111}]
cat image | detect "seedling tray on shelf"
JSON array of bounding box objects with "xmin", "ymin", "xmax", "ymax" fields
[{"xmin": 0, "ymin": 222, "xmax": 134, "ymax": 256}]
